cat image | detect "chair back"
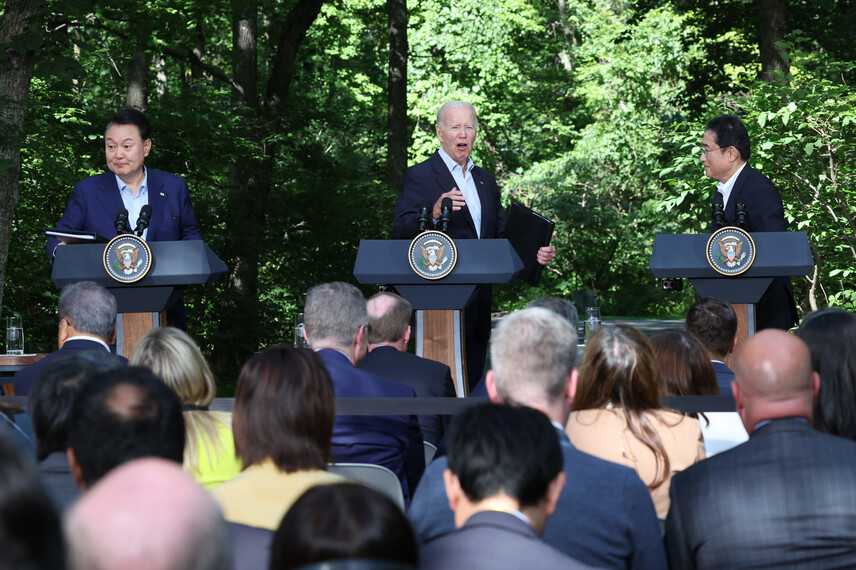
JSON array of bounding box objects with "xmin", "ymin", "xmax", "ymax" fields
[{"xmin": 327, "ymin": 463, "xmax": 405, "ymax": 510}]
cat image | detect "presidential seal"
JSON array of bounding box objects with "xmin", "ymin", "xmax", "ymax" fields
[
  {"xmin": 408, "ymin": 231, "xmax": 457, "ymax": 280},
  {"xmin": 706, "ymin": 226, "xmax": 756, "ymax": 276},
  {"xmin": 103, "ymin": 234, "xmax": 153, "ymax": 283}
]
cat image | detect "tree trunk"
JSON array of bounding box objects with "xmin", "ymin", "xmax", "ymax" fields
[
  {"xmin": 125, "ymin": 47, "xmax": 149, "ymax": 110},
  {"xmin": 758, "ymin": 0, "xmax": 788, "ymax": 83},
  {"xmin": 0, "ymin": 0, "xmax": 39, "ymax": 316},
  {"xmin": 386, "ymin": 0, "xmax": 408, "ymax": 196}
]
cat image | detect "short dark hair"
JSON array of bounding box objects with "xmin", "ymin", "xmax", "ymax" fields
[
  {"xmin": 233, "ymin": 346, "xmax": 334, "ymax": 471},
  {"xmin": 526, "ymin": 297, "xmax": 579, "ymax": 331},
  {"xmin": 270, "ymin": 483, "xmax": 418, "ymax": 569},
  {"xmin": 105, "ymin": 108, "xmax": 151, "ymax": 141},
  {"xmin": 367, "ymin": 292, "xmax": 412, "ymax": 344},
  {"xmin": 58, "ymin": 281, "xmax": 117, "ymax": 340},
  {"xmin": 68, "ymin": 367, "xmax": 185, "ymax": 487},
  {"xmin": 685, "ymin": 297, "xmax": 738, "ymax": 360},
  {"xmin": 0, "ymin": 433, "xmax": 65, "ymax": 569},
  {"xmin": 28, "ymin": 351, "xmax": 125, "ymax": 461},
  {"xmin": 446, "ymin": 403, "xmax": 563, "ymax": 509},
  {"xmin": 706, "ymin": 114, "xmax": 751, "ymax": 160}
]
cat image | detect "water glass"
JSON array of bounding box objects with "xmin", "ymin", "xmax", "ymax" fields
[
  {"xmin": 294, "ymin": 313, "xmax": 309, "ymax": 348},
  {"xmin": 5, "ymin": 317, "xmax": 23, "ymax": 355},
  {"xmin": 584, "ymin": 307, "xmax": 601, "ymax": 342}
]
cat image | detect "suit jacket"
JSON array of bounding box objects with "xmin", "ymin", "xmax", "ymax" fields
[
  {"xmin": 318, "ymin": 349, "xmax": 425, "ymax": 506},
  {"xmin": 47, "ymin": 169, "xmax": 202, "ymax": 259},
  {"xmin": 710, "ymin": 164, "xmax": 796, "ymax": 330},
  {"xmin": 13, "ymin": 338, "xmax": 128, "ymax": 396},
  {"xmin": 357, "ymin": 346, "xmax": 455, "ymax": 446},
  {"xmin": 666, "ymin": 418, "xmax": 856, "ymax": 569},
  {"xmin": 712, "ymin": 360, "xmax": 735, "ymax": 395},
  {"xmin": 420, "ymin": 510, "xmax": 591, "ymax": 570},
  {"xmin": 408, "ymin": 426, "xmax": 667, "ymax": 569}
]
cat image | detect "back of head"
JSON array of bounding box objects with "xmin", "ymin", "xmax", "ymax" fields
[
  {"xmin": 525, "ymin": 297, "xmax": 579, "ymax": 332},
  {"xmin": 270, "ymin": 483, "xmax": 417, "ymax": 569},
  {"xmin": 685, "ymin": 297, "xmax": 737, "ymax": 360},
  {"xmin": 705, "ymin": 114, "xmax": 751, "ymax": 160},
  {"xmin": 490, "ymin": 307, "xmax": 577, "ymax": 407},
  {"xmin": 304, "ymin": 282, "xmax": 368, "ymax": 348},
  {"xmin": 29, "ymin": 351, "xmax": 125, "ymax": 461},
  {"xmin": 797, "ymin": 309, "xmax": 856, "ymax": 439},
  {"xmin": 105, "ymin": 108, "xmax": 151, "ymax": 141},
  {"xmin": 573, "ymin": 324, "xmax": 661, "ymax": 413},
  {"xmin": 651, "ymin": 330, "xmax": 719, "ymax": 397},
  {"xmin": 66, "ymin": 458, "xmax": 230, "ymax": 570},
  {"xmin": 0, "ymin": 433, "xmax": 65, "ymax": 570},
  {"xmin": 68, "ymin": 367, "xmax": 185, "ymax": 487},
  {"xmin": 58, "ymin": 281, "xmax": 117, "ymax": 341},
  {"xmin": 367, "ymin": 293, "xmax": 411, "ymax": 344},
  {"xmin": 447, "ymin": 403, "xmax": 562, "ymax": 509},
  {"xmin": 233, "ymin": 346, "xmax": 334, "ymax": 471}
]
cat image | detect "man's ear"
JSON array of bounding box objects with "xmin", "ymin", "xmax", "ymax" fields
[
  {"xmin": 403, "ymin": 325, "xmax": 411, "ymax": 345},
  {"xmin": 108, "ymin": 325, "xmax": 117, "ymax": 347},
  {"xmin": 730, "ymin": 336, "xmax": 738, "ymax": 355},
  {"xmin": 542, "ymin": 471, "xmax": 566, "ymax": 517},
  {"xmin": 67, "ymin": 448, "xmax": 87, "ymax": 491},
  {"xmin": 302, "ymin": 327, "xmax": 311, "ymax": 347},
  {"xmin": 442, "ymin": 468, "xmax": 462, "ymax": 512},
  {"xmin": 485, "ymin": 370, "xmax": 499, "ymax": 403},
  {"xmin": 812, "ymin": 371, "xmax": 821, "ymax": 405},
  {"xmin": 565, "ymin": 369, "xmax": 578, "ymax": 404},
  {"xmin": 58, "ymin": 318, "xmax": 71, "ymax": 349}
]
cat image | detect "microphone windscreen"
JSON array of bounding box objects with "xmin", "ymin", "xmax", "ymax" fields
[
  {"xmin": 140, "ymin": 204, "xmax": 152, "ymax": 218},
  {"xmin": 441, "ymin": 197, "xmax": 452, "ymax": 211}
]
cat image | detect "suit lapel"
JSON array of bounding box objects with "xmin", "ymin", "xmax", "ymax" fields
[
  {"xmin": 146, "ymin": 169, "xmax": 165, "ymax": 239},
  {"xmin": 431, "ymin": 151, "xmax": 478, "ymax": 237}
]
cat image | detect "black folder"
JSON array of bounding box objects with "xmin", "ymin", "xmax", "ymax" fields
[
  {"xmin": 44, "ymin": 227, "xmax": 109, "ymax": 244},
  {"xmin": 505, "ymin": 202, "xmax": 555, "ymax": 286}
]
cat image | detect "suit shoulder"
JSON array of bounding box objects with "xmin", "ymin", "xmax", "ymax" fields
[
  {"xmin": 353, "ymin": 366, "xmax": 417, "ymax": 397},
  {"xmin": 147, "ymin": 168, "xmax": 187, "ymax": 185}
]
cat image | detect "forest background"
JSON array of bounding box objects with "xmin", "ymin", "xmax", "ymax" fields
[{"xmin": 1, "ymin": 0, "xmax": 854, "ymax": 389}]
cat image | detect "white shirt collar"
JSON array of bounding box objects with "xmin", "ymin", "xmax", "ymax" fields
[
  {"xmin": 716, "ymin": 161, "xmax": 747, "ymax": 209},
  {"xmin": 65, "ymin": 335, "xmax": 111, "ymax": 351}
]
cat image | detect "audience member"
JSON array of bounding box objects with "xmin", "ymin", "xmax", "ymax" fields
[
  {"xmin": 65, "ymin": 457, "xmax": 230, "ymax": 570},
  {"xmin": 67, "ymin": 366, "xmax": 184, "ymax": 489},
  {"xmin": 0, "ymin": 432, "xmax": 65, "ymax": 570},
  {"xmin": 666, "ymin": 329, "xmax": 856, "ymax": 567},
  {"xmin": 685, "ymin": 297, "xmax": 737, "ymax": 394},
  {"xmin": 270, "ymin": 483, "xmax": 418, "ymax": 570},
  {"xmin": 420, "ymin": 404, "xmax": 588, "ymax": 570},
  {"xmin": 304, "ymin": 282, "xmax": 424, "ymax": 504},
  {"xmin": 14, "ymin": 281, "xmax": 125, "ymax": 396},
  {"xmin": 566, "ymin": 324, "xmax": 705, "ymax": 518},
  {"xmin": 408, "ymin": 308, "xmax": 666, "ymax": 568},
  {"xmin": 652, "ymin": 330, "xmax": 747, "ymax": 456},
  {"xmin": 796, "ymin": 308, "xmax": 856, "ymax": 440},
  {"xmin": 131, "ymin": 327, "xmax": 242, "ymax": 487},
  {"xmin": 28, "ymin": 351, "xmax": 124, "ymax": 511},
  {"xmin": 358, "ymin": 292, "xmax": 455, "ymax": 445}
]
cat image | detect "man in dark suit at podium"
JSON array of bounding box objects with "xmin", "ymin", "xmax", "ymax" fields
[
  {"xmin": 701, "ymin": 114, "xmax": 797, "ymax": 330},
  {"xmin": 391, "ymin": 101, "xmax": 556, "ymax": 383}
]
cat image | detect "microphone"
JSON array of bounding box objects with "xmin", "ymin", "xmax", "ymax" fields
[
  {"xmin": 418, "ymin": 203, "xmax": 431, "ymax": 232},
  {"xmin": 712, "ymin": 194, "xmax": 725, "ymax": 229},
  {"xmin": 438, "ymin": 197, "xmax": 452, "ymax": 233},
  {"xmin": 135, "ymin": 205, "xmax": 153, "ymax": 236},
  {"xmin": 115, "ymin": 208, "xmax": 129, "ymax": 235},
  {"xmin": 735, "ymin": 202, "xmax": 748, "ymax": 229}
]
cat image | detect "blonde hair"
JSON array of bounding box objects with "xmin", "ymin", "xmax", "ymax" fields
[{"xmin": 130, "ymin": 327, "xmax": 231, "ymax": 475}]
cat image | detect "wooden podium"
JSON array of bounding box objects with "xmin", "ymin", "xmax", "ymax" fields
[
  {"xmin": 354, "ymin": 239, "xmax": 523, "ymax": 396},
  {"xmin": 52, "ymin": 241, "xmax": 227, "ymax": 356}
]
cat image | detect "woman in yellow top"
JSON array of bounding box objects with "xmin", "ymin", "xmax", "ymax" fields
[
  {"xmin": 565, "ymin": 324, "xmax": 705, "ymax": 518},
  {"xmin": 130, "ymin": 327, "xmax": 242, "ymax": 488}
]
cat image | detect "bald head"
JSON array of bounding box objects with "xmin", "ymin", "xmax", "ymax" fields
[
  {"xmin": 733, "ymin": 330, "xmax": 819, "ymax": 431},
  {"xmin": 366, "ymin": 292, "xmax": 412, "ymax": 347},
  {"xmin": 66, "ymin": 458, "xmax": 231, "ymax": 570}
]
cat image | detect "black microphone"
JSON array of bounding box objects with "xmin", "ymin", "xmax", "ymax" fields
[
  {"xmin": 712, "ymin": 193, "xmax": 725, "ymax": 229},
  {"xmin": 115, "ymin": 208, "xmax": 129, "ymax": 235},
  {"xmin": 418, "ymin": 203, "xmax": 431, "ymax": 232},
  {"xmin": 735, "ymin": 202, "xmax": 748, "ymax": 229},
  {"xmin": 135, "ymin": 205, "xmax": 153, "ymax": 236},
  {"xmin": 438, "ymin": 197, "xmax": 452, "ymax": 233}
]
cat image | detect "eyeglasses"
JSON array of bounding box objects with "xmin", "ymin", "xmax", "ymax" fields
[{"xmin": 699, "ymin": 144, "xmax": 729, "ymax": 157}]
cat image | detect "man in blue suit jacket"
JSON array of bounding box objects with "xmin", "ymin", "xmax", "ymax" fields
[
  {"xmin": 304, "ymin": 282, "xmax": 425, "ymax": 506},
  {"xmin": 666, "ymin": 329, "xmax": 856, "ymax": 568},
  {"xmin": 408, "ymin": 308, "xmax": 666, "ymax": 569}
]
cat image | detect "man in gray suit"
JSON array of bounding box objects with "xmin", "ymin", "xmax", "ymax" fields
[{"xmin": 666, "ymin": 329, "xmax": 856, "ymax": 568}]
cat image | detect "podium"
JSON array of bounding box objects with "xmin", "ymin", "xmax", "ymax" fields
[
  {"xmin": 52, "ymin": 241, "xmax": 227, "ymax": 356},
  {"xmin": 650, "ymin": 231, "xmax": 813, "ymax": 341},
  {"xmin": 354, "ymin": 239, "xmax": 523, "ymax": 396}
]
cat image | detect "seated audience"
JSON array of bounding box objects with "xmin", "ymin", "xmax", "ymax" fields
[
  {"xmin": 67, "ymin": 366, "xmax": 185, "ymax": 489},
  {"xmin": 270, "ymin": 483, "xmax": 418, "ymax": 569},
  {"xmin": 420, "ymin": 403, "xmax": 587, "ymax": 570},
  {"xmin": 303, "ymin": 282, "xmax": 424, "ymax": 505},
  {"xmin": 408, "ymin": 308, "xmax": 666, "ymax": 568},
  {"xmin": 65, "ymin": 457, "xmax": 231, "ymax": 570},
  {"xmin": 0, "ymin": 432, "xmax": 65, "ymax": 570},
  {"xmin": 684, "ymin": 297, "xmax": 737, "ymax": 394},
  {"xmin": 796, "ymin": 308, "xmax": 856, "ymax": 440},
  {"xmin": 131, "ymin": 327, "xmax": 242, "ymax": 487},
  {"xmin": 652, "ymin": 330, "xmax": 747, "ymax": 456},
  {"xmin": 566, "ymin": 324, "xmax": 705, "ymax": 518},
  {"xmin": 666, "ymin": 330, "xmax": 856, "ymax": 568}
]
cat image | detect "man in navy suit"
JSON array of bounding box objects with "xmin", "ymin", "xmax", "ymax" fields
[
  {"xmin": 391, "ymin": 101, "xmax": 556, "ymax": 385},
  {"xmin": 303, "ymin": 282, "xmax": 425, "ymax": 506},
  {"xmin": 408, "ymin": 307, "xmax": 666, "ymax": 568},
  {"xmin": 702, "ymin": 114, "xmax": 797, "ymax": 330},
  {"xmin": 358, "ymin": 292, "xmax": 455, "ymax": 446},
  {"xmin": 685, "ymin": 297, "xmax": 737, "ymax": 394},
  {"xmin": 666, "ymin": 329, "xmax": 856, "ymax": 568},
  {"xmin": 14, "ymin": 281, "xmax": 127, "ymax": 396}
]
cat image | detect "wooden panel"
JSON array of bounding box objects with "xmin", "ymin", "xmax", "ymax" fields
[
  {"xmin": 121, "ymin": 312, "xmax": 159, "ymax": 358},
  {"xmin": 422, "ymin": 309, "xmax": 468, "ymax": 396},
  {"xmin": 727, "ymin": 303, "xmax": 751, "ymax": 369}
]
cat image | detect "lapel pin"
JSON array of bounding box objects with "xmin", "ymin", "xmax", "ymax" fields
[{"xmin": 160, "ymin": 192, "xmax": 165, "ymax": 196}]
